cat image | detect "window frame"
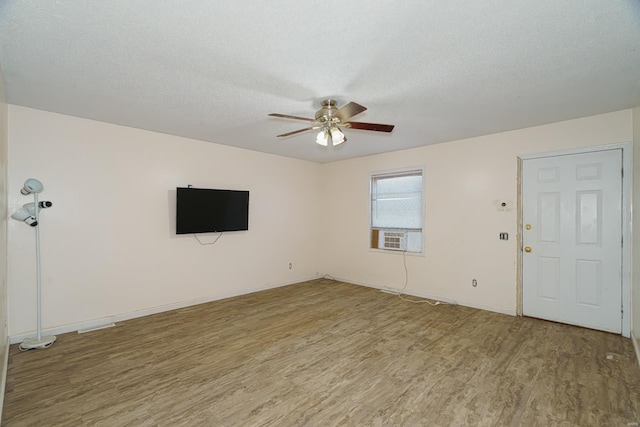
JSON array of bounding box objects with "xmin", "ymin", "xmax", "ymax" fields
[{"xmin": 368, "ymin": 166, "xmax": 426, "ymax": 255}]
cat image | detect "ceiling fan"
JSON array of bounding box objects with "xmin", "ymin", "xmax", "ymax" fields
[{"xmin": 268, "ymin": 99, "xmax": 395, "ymax": 146}]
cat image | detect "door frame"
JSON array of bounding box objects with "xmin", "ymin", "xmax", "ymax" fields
[{"xmin": 517, "ymin": 142, "xmax": 632, "ymax": 337}]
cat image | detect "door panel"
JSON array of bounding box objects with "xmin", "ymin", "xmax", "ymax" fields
[
  {"xmin": 522, "ymin": 149, "xmax": 622, "ymax": 333},
  {"xmin": 537, "ymin": 256, "xmax": 560, "ymax": 300},
  {"xmin": 538, "ymin": 192, "xmax": 560, "ymax": 243}
]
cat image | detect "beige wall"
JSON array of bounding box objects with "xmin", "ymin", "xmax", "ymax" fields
[
  {"xmin": 633, "ymin": 106, "xmax": 640, "ymax": 345},
  {"xmin": 320, "ymin": 110, "xmax": 633, "ymax": 315},
  {"xmin": 5, "ymin": 106, "xmax": 636, "ymax": 338},
  {"xmin": 0, "ymin": 61, "xmax": 8, "ymax": 412},
  {"xmin": 7, "ymin": 106, "xmax": 323, "ymax": 336}
]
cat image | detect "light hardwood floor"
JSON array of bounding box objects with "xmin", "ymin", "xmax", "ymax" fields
[{"xmin": 3, "ymin": 279, "xmax": 639, "ymax": 426}]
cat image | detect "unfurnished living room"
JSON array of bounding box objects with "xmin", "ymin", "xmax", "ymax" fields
[{"xmin": 0, "ymin": 1, "xmax": 640, "ymax": 426}]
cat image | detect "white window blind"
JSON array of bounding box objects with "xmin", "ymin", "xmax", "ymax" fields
[
  {"xmin": 371, "ymin": 170, "xmax": 423, "ymax": 230},
  {"xmin": 370, "ymin": 169, "xmax": 424, "ymax": 253}
]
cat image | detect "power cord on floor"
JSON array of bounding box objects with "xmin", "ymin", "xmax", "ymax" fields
[
  {"xmin": 319, "ymin": 257, "xmax": 449, "ymax": 306},
  {"xmin": 381, "ymin": 250, "xmax": 449, "ymax": 306}
]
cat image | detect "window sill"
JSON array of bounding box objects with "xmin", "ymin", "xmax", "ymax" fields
[{"xmin": 368, "ymin": 248, "xmax": 425, "ymax": 257}]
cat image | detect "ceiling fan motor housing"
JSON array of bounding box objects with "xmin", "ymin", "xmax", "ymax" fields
[{"xmin": 315, "ymin": 99, "xmax": 340, "ymax": 123}]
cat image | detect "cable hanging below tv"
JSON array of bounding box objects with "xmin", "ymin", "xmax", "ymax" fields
[{"xmin": 176, "ymin": 187, "xmax": 249, "ymax": 234}]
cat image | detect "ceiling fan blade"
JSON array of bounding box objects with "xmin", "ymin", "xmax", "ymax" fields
[
  {"xmin": 276, "ymin": 126, "xmax": 318, "ymax": 137},
  {"xmin": 268, "ymin": 113, "xmax": 315, "ymax": 122},
  {"xmin": 345, "ymin": 121, "xmax": 395, "ymax": 132},
  {"xmin": 335, "ymin": 102, "xmax": 367, "ymax": 121}
]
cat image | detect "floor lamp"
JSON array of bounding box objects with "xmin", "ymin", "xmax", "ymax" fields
[{"xmin": 11, "ymin": 178, "xmax": 56, "ymax": 350}]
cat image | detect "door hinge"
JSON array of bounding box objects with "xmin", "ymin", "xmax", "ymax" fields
[
  {"xmin": 621, "ymin": 236, "xmax": 623, "ymax": 248},
  {"xmin": 621, "ymin": 167, "xmax": 624, "ymax": 178}
]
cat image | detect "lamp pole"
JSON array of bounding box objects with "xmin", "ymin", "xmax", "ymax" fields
[
  {"xmin": 34, "ymin": 192, "xmax": 42, "ymax": 342},
  {"xmin": 18, "ymin": 182, "xmax": 56, "ymax": 351}
]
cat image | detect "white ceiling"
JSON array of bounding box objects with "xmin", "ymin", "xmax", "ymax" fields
[{"xmin": 1, "ymin": 1, "xmax": 639, "ymax": 164}]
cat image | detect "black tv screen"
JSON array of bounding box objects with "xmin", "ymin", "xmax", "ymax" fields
[{"xmin": 176, "ymin": 187, "xmax": 249, "ymax": 234}]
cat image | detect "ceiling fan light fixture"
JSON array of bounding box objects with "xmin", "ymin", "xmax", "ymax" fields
[
  {"xmin": 330, "ymin": 126, "xmax": 346, "ymax": 146},
  {"xmin": 316, "ymin": 128, "xmax": 329, "ymax": 146}
]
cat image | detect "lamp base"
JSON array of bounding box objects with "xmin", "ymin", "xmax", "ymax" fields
[{"xmin": 19, "ymin": 335, "xmax": 56, "ymax": 351}]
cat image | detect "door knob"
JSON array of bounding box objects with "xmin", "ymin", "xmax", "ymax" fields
[{"xmin": 524, "ymin": 246, "xmax": 532, "ymax": 253}]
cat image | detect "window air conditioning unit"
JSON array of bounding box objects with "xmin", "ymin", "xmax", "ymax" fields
[{"xmin": 382, "ymin": 231, "xmax": 407, "ymax": 251}]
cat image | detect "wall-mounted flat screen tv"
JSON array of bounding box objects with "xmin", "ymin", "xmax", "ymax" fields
[{"xmin": 176, "ymin": 187, "xmax": 249, "ymax": 234}]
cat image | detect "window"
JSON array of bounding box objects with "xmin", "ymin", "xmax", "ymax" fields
[{"xmin": 370, "ymin": 169, "xmax": 424, "ymax": 253}]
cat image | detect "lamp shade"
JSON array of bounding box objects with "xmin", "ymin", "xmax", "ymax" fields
[
  {"xmin": 20, "ymin": 178, "xmax": 44, "ymax": 195},
  {"xmin": 330, "ymin": 127, "xmax": 346, "ymax": 146},
  {"xmin": 11, "ymin": 207, "xmax": 31, "ymax": 221},
  {"xmin": 11, "ymin": 207, "xmax": 37, "ymax": 226},
  {"xmin": 24, "ymin": 203, "xmax": 36, "ymax": 216},
  {"xmin": 316, "ymin": 129, "xmax": 329, "ymax": 146}
]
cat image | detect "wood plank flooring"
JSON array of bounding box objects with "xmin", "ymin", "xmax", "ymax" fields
[{"xmin": 3, "ymin": 279, "xmax": 640, "ymax": 426}]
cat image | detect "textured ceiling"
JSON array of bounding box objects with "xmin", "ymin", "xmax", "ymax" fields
[{"xmin": 1, "ymin": 1, "xmax": 639, "ymax": 163}]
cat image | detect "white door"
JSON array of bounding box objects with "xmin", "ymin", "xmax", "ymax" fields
[{"xmin": 522, "ymin": 149, "xmax": 622, "ymax": 333}]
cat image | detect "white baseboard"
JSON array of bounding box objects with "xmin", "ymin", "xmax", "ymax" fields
[
  {"xmin": 328, "ymin": 275, "xmax": 517, "ymax": 317},
  {"xmin": 9, "ymin": 275, "xmax": 320, "ymax": 344},
  {"xmin": 0, "ymin": 335, "xmax": 9, "ymax": 424},
  {"xmin": 632, "ymin": 330, "xmax": 640, "ymax": 370}
]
